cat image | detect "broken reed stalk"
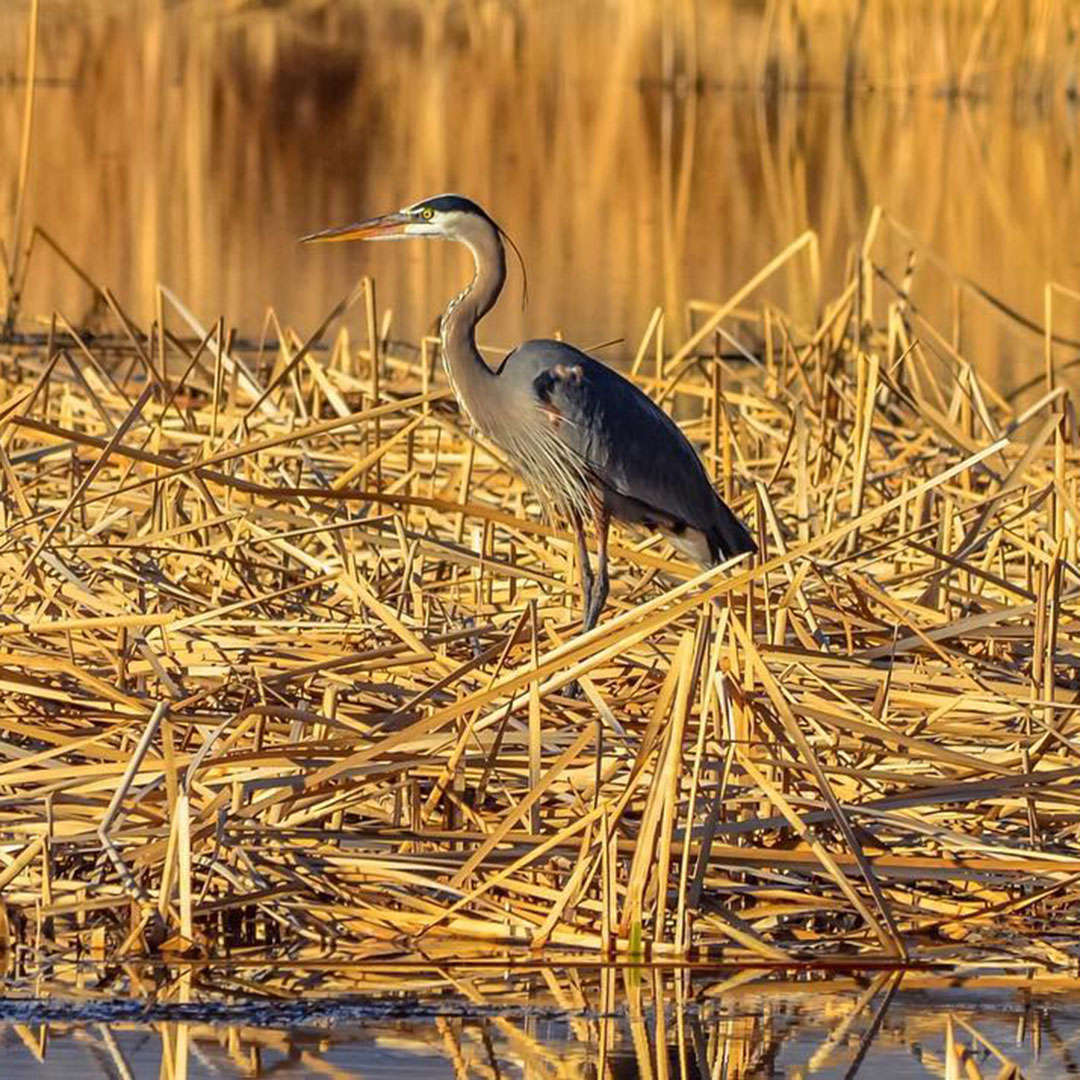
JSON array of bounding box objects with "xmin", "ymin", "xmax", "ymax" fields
[
  {"xmin": 3, "ymin": 0, "xmax": 39, "ymax": 333},
  {"xmin": 0, "ymin": 211, "xmax": 1078, "ymax": 981}
]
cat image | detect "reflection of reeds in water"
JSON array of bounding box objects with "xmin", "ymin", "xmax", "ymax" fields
[
  {"xmin": 756, "ymin": 0, "xmax": 1080, "ymax": 99},
  {"xmin": 0, "ymin": 964, "xmax": 1053, "ymax": 1077},
  {"xmin": 1, "ymin": 1, "xmax": 1080, "ymax": 389}
]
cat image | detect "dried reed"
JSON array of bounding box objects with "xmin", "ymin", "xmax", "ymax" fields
[
  {"xmin": 4, "ymin": 2, "xmax": 1079, "ymax": 389},
  {"xmin": 0, "ymin": 205, "xmax": 1077, "ymax": 984}
]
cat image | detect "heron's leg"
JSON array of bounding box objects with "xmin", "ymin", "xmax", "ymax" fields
[
  {"xmin": 584, "ymin": 510, "xmax": 610, "ymax": 633},
  {"xmin": 564, "ymin": 514, "xmax": 598, "ymax": 699},
  {"xmin": 572, "ymin": 512, "xmax": 595, "ymax": 625}
]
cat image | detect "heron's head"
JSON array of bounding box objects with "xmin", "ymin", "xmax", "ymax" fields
[
  {"xmin": 302, "ymin": 193, "xmax": 528, "ymax": 306},
  {"xmin": 300, "ymin": 194, "xmax": 497, "ymax": 246}
]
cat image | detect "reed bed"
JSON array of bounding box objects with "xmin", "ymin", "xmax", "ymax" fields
[
  {"xmin": 0, "ymin": 211, "xmax": 1078, "ymax": 981},
  {"xmin": 5, "ymin": 2, "xmax": 1080, "ymax": 386}
]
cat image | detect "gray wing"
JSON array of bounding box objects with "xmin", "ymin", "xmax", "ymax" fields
[{"xmin": 504, "ymin": 340, "xmax": 756, "ymax": 562}]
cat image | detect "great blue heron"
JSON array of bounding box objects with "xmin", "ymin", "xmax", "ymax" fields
[{"xmin": 302, "ymin": 194, "xmax": 756, "ymax": 632}]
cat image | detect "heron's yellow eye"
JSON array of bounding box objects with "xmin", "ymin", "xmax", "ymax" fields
[{"xmin": 421, "ymin": 207, "xmax": 434, "ymax": 221}]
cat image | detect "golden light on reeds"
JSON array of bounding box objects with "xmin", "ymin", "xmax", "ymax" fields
[
  {"xmin": 4, "ymin": 10, "xmax": 1080, "ymax": 1073},
  {"xmin": 2, "ymin": 1, "xmax": 1080, "ymax": 391},
  {"xmin": 0, "ymin": 196, "xmax": 1077, "ymax": 975}
]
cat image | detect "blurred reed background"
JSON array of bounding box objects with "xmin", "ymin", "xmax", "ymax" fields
[{"xmin": 2, "ymin": 0, "xmax": 1080, "ymax": 391}]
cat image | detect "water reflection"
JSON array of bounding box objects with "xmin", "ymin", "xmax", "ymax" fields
[
  {"xmin": 2, "ymin": 963, "xmax": 1076, "ymax": 1077},
  {"xmin": 2, "ymin": 3, "xmax": 1080, "ymax": 392}
]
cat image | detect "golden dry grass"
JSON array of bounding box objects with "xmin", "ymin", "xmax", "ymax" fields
[
  {"xmin": 0, "ymin": 208, "xmax": 1079, "ymax": 980},
  {"xmin": 5, "ymin": 8, "xmax": 1080, "ymax": 1024},
  {"xmin": 4, "ymin": 1, "xmax": 1080, "ymax": 391}
]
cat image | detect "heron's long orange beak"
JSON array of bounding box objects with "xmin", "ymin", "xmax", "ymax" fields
[{"xmin": 299, "ymin": 211, "xmax": 410, "ymax": 244}]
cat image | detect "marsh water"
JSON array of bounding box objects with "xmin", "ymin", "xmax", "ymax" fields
[
  {"xmin": 2, "ymin": 2, "xmax": 1080, "ymax": 395},
  {"xmin": 3, "ymin": 964, "xmax": 1080, "ymax": 1078}
]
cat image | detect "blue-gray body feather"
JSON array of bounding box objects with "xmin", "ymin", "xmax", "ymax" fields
[
  {"xmin": 304, "ymin": 191, "xmax": 755, "ymax": 591},
  {"xmin": 495, "ymin": 339, "xmax": 756, "ymax": 566}
]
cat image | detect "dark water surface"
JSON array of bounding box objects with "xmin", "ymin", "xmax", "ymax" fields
[
  {"xmin": 3, "ymin": 963, "xmax": 1079, "ymax": 1077},
  {"xmin": 2, "ymin": 3, "xmax": 1080, "ymax": 394}
]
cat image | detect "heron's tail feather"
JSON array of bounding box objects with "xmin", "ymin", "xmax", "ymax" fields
[
  {"xmin": 605, "ymin": 485, "xmax": 755, "ymax": 569},
  {"xmin": 708, "ymin": 499, "xmax": 757, "ymax": 564},
  {"xmin": 664, "ymin": 505, "xmax": 755, "ymax": 571}
]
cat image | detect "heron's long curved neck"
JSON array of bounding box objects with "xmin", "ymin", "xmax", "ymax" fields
[{"xmin": 440, "ymin": 222, "xmax": 506, "ymax": 428}]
